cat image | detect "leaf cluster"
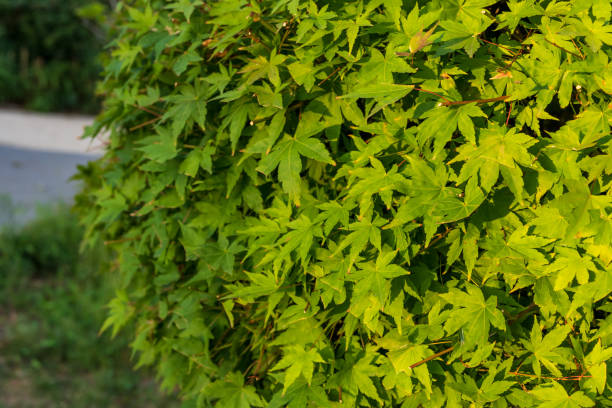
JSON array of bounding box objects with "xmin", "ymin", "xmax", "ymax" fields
[{"xmin": 76, "ymin": 0, "xmax": 612, "ymax": 406}]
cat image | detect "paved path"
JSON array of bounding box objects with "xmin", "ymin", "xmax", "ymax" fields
[
  {"xmin": 0, "ymin": 109, "xmax": 105, "ymax": 225},
  {"xmin": 0, "ymin": 109, "xmax": 106, "ymax": 155}
]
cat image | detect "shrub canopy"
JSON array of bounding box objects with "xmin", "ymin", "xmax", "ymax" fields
[
  {"xmin": 78, "ymin": 0, "xmax": 612, "ymax": 406},
  {"xmin": 0, "ymin": 0, "xmax": 108, "ymax": 112}
]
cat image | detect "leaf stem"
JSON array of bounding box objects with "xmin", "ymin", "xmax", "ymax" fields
[
  {"xmin": 505, "ymin": 101, "xmax": 514, "ymax": 127},
  {"xmin": 132, "ymin": 104, "xmax": 162, "ymax": 117},
  {"xmin": 129, "ymin": 116, "xmax": 161, "ymax": 131},
  {"xmin": 507, "ymin": 302, "xmax": 537, "ymax": 325},
  {"xmin": 442, "ymin": 95, "xmax": 509, "ymax": 106},
  {"xmin": 570, "ymin": 39, "xmax": 585, "ymax": 59},
  {"xmin": 318, "ymin": 66, "xmax": 341, "ymax": 86},
  {"xmin": 278, "ymin": 17, "xmax": 294, "ymax": 50},
  {"xmin": 413, "ymin": 87, "xmax": 452, "ymax": 103},
  {"xmin": 544, "ymin": 39, "xmax": 582, "ymax": 59},
  {"xmin": 410, "ymin": 346, "xmax": 454, "ymax": 369},
  {"xmin": 479, "ymin": 37, "xmax": 519, "ymax": 55}
]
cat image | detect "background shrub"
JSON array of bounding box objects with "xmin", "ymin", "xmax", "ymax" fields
[
  {"xmin": 0, "ymin": 0, "xmax": 109, "ymax": 113},
  {"xmin": 78, "ymin": 0, "xmax": 611, "ymax": 406}
]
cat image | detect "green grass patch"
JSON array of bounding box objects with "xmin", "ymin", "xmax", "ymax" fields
[{"xmin": 0, "ymin": 204, "xmax": 180, "ymax": 407}]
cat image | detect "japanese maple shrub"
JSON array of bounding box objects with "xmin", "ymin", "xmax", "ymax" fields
[{"xmin": 77, "ymin": 0, "xmax": 612, "ymax": 406}]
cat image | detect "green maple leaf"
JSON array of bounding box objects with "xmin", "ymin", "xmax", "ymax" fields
[
  {"xmin": 433, "ymin": 176, "xmax": 486, "ymax": 224},
  {"xmin": 126, "ymin": 5, "xmax": 158, "ymax": 34},
  {"xmin": 218, "ymin": 101, "xmax": 252, "ymax": 153},
  {"xmin": 200, "ymin": 235, "xmax": 245, "ymax": 274},
  {"xmin": 547, "ymin": 247, "xmax": 594, "ymax": 291},
  {"xmin": 438, "ymin": 4, "xmax": 494, "ymax": 58},
  {"xmin": 485, "ymin": 225, "xmax": 553, "ymax": 264},
  {"xmin": 287, "ymin": 60, "xmax": 317, "ymax": 92},
  {"xmin": 226, "ymin": 271, "xmax": 279, "ymax": 301},
  {"xmin": 498, "ymin": 0, "xmax": 544, "ymax": 32},
  {"xmin": 584, "ymin": 341, "xmax": 612, "ymax": 394},
  {"xmin": 277, "ymin": 215, "xmax": 321, "ymax": 265},
  {"xmin": 240, "ymin": 50, "xmax": 287, "ymax": 87},
  {"xmin": 358, "ymin": 45, "xmax": 416, "ymax": 83},
  {"xmin": 350, "ymin": 251, "xmax": 409, "ymax": 306},
  {"xmin": 523, "ymin": 319, "xmax": 571, "ymax": 377},
  {"xmin": 172, "ymin": 50, "xmax": 202, "ymax": 76},
  {"xmin": 417, "ymin": 104, "xmax": 487, "ymax": 157},
  {"xmin": 332, "ymin": 215, "xmax": 386, "ymax": 272},
  {"xmin": 531, "ymin": 382, "xmax": 594, "ymax": 408},
  {"xmin": 316, "ymin": 201, "xmax": 350, "ymax": 236},
  {"xmin": 450, "ymin": 125, "xmax": 536, "ymax": 197},
  {"xmin": 330, "ymin": 349, "xmax": 382, "ymax": 403},
  {"xmin": 179, "ymin": 145, "xmax": 215, "ymax": 176},
  {"xmin": 391, "ymin": 346, "xmax": 433, "ymax": 395},
  {"xmin": 162, "ymin": 83, "xmax": 210, "ymax": 136},
  {"xmin": 257, "ymin": 133, "xmax": 335, "ymax": 205},
  {"xmin": 345, "ymin": 158, "xmax": 408, "ymax": 216},
  {"xmin": 267, "ymin": 378, "xmax": 329, "ymax": 408},
  {"xmin": 136, "ymin": 126, "xmax": 177, "ymax": 163},
  {"xmin": 165, "ymin": 0, "xmax": 203, "ymax": 22},
  {"xmin": 206, "ymin": 372, "xmax": 265, "ymax": 408},
  {"xmin": 386, "ymin": 157, "xmax": 451, "ymax": 229},
  {"xmin": 339, "ymin": 83, "xmax": 414, "ymax": 104},
  {"xmin": 272, "ymin": 345, "xmax": 325, "ymax": 394},
  {"xmin": 441, "ymin": 284, "xmax": 505, "ymax": 348},
  {"xmin": 572, "ymin": 15, "xmax": 612, "ymax": 52}
]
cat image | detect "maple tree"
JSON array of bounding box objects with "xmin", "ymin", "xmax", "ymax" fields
[{"xmin": 76, "ymin": 0, "xmax": 612, "ymax": 406}]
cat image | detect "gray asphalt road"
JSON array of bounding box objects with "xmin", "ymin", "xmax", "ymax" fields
[{"xmin": 0, "ymin": 145, "xmax": 99, "ymax": 225}]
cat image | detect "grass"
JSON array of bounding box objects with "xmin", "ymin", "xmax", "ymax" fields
[{"xmin": 0, "ymin": 203, "xmax": 181, "ymax": 407}]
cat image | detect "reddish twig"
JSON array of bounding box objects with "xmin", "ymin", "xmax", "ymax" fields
[
  {"xmin": 505, "ymin": 101, "xmax": 513, "ymax": 127},
  {"xmin": 545, "ymin": 39, "xmax": 582, "ymax": 58},
  {"xmin": 413, "ymin": 87, "xmax": 452, "ymax": 104},
  {"xmin": 129, "ymin": 116, "xmax": 161, "ymax": 131},
  {"xmin": 570, "ymin": 38, "xmax": 585, "ymax": 59},
  {"xmin": 132, "ymin": 104, "xmax": 162, "ymax": 117},
  {"xmin": 479, "ymin": 37, "xmax": 519, "ymax": 55},
  {"xmin": 318, "ymin": 66, "xmax": 341, "ymax": 86},
  {"xmin": 506, "ymin": 46, "xmax": 524, "ymax": 69},
  {"xmin": 510, "ymin": 372, "xmax": 592, "ymax": 381},
  {"xmin": 410, "ymin": 346, "xmax": 454, "ymax": 369},
  {"xmin": 413, "ymin": 87, "xmax": 508, "ymax": 107},
  {"xmin": 442, "ymin": 95, "xmax": 509, "ymax": 106}
]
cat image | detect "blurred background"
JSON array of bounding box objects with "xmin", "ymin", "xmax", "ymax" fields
[{"xmin": 0, "ymin": 1, "xmax": 179, "ymax": 406}]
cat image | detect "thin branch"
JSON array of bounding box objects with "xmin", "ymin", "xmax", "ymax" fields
[
  {"xmin": 507, "ymin": 302, "xmax": 538, "ymax": 325},
  {"xmin": 413, "ymin": 87, "xmax": 452, "ymax": 104},
  {"xmin": 510, "ymin": 371, "xmax": 592, "ymax": 381},
  {"xmin": 506, "ymin": 46, "xmax": 525, "ymax": 69},
  {"xmin": 318, "ymin": 66, "xmax": 341, "ymax": 86},
  {"xmin": 409, "ymin": 303, "xmax": 540, "ymax": 369},
  {"xmin": 132, "ymin": 104, "xmax": 162, "ymax": 117},
  {"xmin": 570, "ymin": 38, "xmax": 585, "ymax": 59},
  {"xmin": 410, "ymin": 346, "xmax": 454, "ymax": 369},
  {"xmin": 426, "ymin": 227, "xmax": 451, "ymax": 249},
  {"xmin": 278, "ymin": 17, "xmax": 294, "ymax": 49},
  {"xmin": 129, "ymin": 116, "xmax": 161, "ymax": 131},
  {"xmin": 505, "ymin": 101, "xmax": 514, "ymax": 127},
  {"xmin": 442, "ymin": 95, "xmax": 509, "ymax": 106},
  {"xmin": 545, "ymin": 39, "xmax": 582, "ymax": 58},
  {"xmin": 479, "ymin": 37, "xmax": 519, "ymax": 56}
]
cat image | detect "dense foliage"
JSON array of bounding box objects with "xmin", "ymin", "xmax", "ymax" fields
[
  {"xmin": 78, "ymin": 0, "xmax": 612, "ymax": 406},
  {"xmin": 0, "ymin": 0, "xmax": 109, "ymax": 113}
]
